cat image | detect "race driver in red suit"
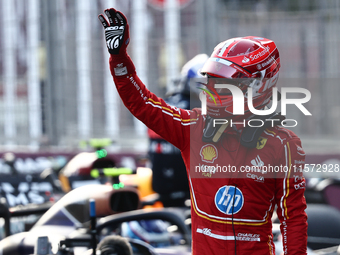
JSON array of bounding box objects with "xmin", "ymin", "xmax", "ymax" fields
[{"xmin": 99, "ymin": 8, "xmax": 308, "ymax": 255}]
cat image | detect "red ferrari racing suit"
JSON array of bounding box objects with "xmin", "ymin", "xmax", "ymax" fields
[{"xmin": 109, "ymin": 53, "xmax": 308, "ymax": 255}]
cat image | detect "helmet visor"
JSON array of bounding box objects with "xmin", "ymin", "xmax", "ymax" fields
[
  {"xmin": 200, "ymin": 57, "xmax": 250, "ymax": 79},
  {"xmin": 194, "ymin": 75, "xmax": 256, "ymax": 96}
]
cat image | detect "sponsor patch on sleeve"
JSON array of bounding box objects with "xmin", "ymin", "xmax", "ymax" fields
[{"xmin": 114, "ymin": 63, "xmax": 128, "ymax": 76}]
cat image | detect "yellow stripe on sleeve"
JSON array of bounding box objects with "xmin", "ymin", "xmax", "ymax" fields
[{"xmin": 283, "ymin": 142, "xmax": 292, "ymax": 219}]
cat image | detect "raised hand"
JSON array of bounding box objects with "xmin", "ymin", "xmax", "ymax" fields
[{"xmin": 98, "ymin": 8, "xmax": 130, "ymax": 55}]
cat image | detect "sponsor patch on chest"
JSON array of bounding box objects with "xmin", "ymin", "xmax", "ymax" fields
[
  {"xmin": 200, "ymin": 144, "xmax": 218, "ymax": 163},
  {"xmin": 214, "ymin": 185, "xmax": 244, "ymax": 215}
]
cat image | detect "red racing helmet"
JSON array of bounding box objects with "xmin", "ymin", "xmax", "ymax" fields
[{"xmin": 200, "ymin": 36, "xmax": 280, "ymax": 119}]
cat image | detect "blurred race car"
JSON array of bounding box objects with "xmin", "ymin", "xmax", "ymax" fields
[
  {"xmin": 0, "ymin": 183, "xmax": 191, "ymax": 255},
  {"xmin": 1, "ymin": 181, "xmax": 340, "ymax": 255},
  {"xmin": 0, "ymin": 154, "xmax": 65, "ymax": 240}
]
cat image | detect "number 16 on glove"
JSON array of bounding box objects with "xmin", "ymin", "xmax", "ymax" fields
[{"xmin": 98, "ymin": 8, "xmax": 130, "ymax": 55}]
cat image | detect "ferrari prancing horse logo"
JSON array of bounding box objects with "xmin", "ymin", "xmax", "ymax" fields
[{"xmin": 256, "ymin": 137, "xmax": 267, "ymax": 150}]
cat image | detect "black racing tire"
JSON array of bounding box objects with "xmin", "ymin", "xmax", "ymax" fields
[{"xmin": 306, "ymin": 204, "xmax": 340, "ymax": 250}]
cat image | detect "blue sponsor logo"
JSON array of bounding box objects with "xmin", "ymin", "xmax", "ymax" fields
[{"xmin": 214, "ymin": 186, "xmax": 244, "ymax": 215}]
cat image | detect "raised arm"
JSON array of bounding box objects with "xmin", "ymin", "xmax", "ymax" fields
[{"xmin": 98, "ymin": 8, "xmax": 196, "ymax": 151}]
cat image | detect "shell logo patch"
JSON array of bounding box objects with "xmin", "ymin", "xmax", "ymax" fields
[
  {"xmin": 256, "ymin": 137, "xmax": 267, "ymax": 150},
  {"xmin": 200, "ymin": 144, "xmax": 218, "ymax": 163}
]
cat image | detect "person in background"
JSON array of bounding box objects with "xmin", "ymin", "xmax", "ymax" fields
[{"xmin": 148, "ymin": 54, "xmax": 208, "ymax": 207}]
